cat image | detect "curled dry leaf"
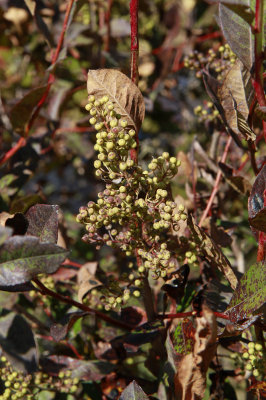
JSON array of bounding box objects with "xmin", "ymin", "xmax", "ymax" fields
[
  {"xmin": 217, "ymin": 60, "xmax": 255, "ymax": 141},
  {"xmin": 174, "ymin": 306, "xmax": 217, "ymax": 400},
  {"xmin": 87, "ymin": 69, "xmax": 145, "ymax": 132},
  {"xmin": 188, "ymin": 215, "xmax": 238, "ymax": 290},
  {"xmin": 77, "ymin": 261, "xmax": 102, "ymax": 302}
]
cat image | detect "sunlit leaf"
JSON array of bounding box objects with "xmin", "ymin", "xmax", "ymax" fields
[
  {"xmin": 226, "ymin": 262, "xmax": 266, "ymax": 322},
  {"xmin": 87, "ymin": 69, "xmax": 145, "ymax": 132}
]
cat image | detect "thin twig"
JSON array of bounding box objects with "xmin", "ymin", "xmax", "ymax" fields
[
  {"xmin": 32, "ymin": 278, "xmax": 133, "ymax": 331},
  {"xmin": 199, "ymin": 136, "xmax": 232, "ymax": 227},
  {"xmin": 0, "ymin": 0, "xmax": 76, "ymax": 166}
]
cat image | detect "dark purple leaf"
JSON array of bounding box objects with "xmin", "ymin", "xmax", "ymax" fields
[
  {"xmin": 226, "ymin": 262, "xmax": 266, "ymax": 322},
  {"xmin": 0, "ymin": 235, "xmax": 68, "ymax": 287},
  {"xmin": 34, "ymin": 3, "xmax": 55, "ymax": 48},
  {"xmin": 248, "ymin": 165, "xmax": 266, "ymax": 238},
  {"xmin": 5, "ymin": 213, "xmax": 29, "ymax": 235},
  {"xmin": 0, "ymin": 282, "xmax": 35, "ymax": 292},
  {"xmin": 9, "ymin": 86, "xmax": 48, "ymax": 133},
  {"xmin": 119, "ymin": 380, "xmax": 149, "ymax": 400},
  {"xmin": 219, "ymin": 314, "xmax": 261, "ymax": 337},
  {"xmin": 50, "ymin": 312, "xmax": 88, "ymax": 342},
  {"xmin": 0, "ymin": 312, "xmax": 38, "ymax": 373},
  {"xmin": 249, "ymin": 208, "xmax": 266, "ymax": 233},
  {"xmin": 0, "ymin": 226, "xmax": 12, "ymax": 246},
  {"xmin": 219, "ymin": 162, "xmax": 252, "ymax": 195},
  {"xmin": 44, "ymin": 356, "xmax": 115, "ymax": 380},
  {"xmin": 26, "ymin": 204, "xmax": 60, "ymax": 243}
]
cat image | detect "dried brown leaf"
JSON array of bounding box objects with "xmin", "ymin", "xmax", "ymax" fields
[
  {"xmin": 87, "ymin": 69, "xmax": 145, "ymax": 132},
  {"xmin": 188, "ymin": 215, "xmax": 238, "ymax": 290},
  {"xmin": 77, "ymin": 262, "xmax": 102, "ymax": 302},
  {"xmin": 174, "ymin": 306, "xmax": 217, "ymax": 400},
  {"xmin": 218, "ymin": 60, "xmax": 255, "ymax": 141}
]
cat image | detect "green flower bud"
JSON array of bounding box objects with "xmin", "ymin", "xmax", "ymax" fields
[
  {"xmin": 120, "ymin": 120, "xmax": 128, "ymax": 127},
  {"xmin": 90, "ymin": 117, "xmax": 97, "ymax": 125},
  {"xmin": 85, "ymin": 103, "xmax": 93, "ymax": 111},
  {"xmin": 88, "ymin": 95, "xmax": 95, "ymax": 103},
  {"xmin": 119, "ymin": 162, "xmax": 127, "ymax": 171},
  {"xmin": 94, "ymin": 160, "xmax": 102, "ymax": 169},
  {"xmin": 110, "ymin": 119, "xmax": 118, "ymax": 128}
]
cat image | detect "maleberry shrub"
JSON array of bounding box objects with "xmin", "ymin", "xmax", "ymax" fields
[{"xmin": 76, "ymin": 83, "xmax": 200, "ymax": 311}]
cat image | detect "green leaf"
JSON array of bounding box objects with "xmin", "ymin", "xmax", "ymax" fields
[
  {"xmin": 26, "ymin": 204, "xmax": 60, "ymax": 243},
  {"xmin": 9, "ymin": 86, "xmax": 48, "ymax": 133},
  {"xmin": 217, "ymin": 2, "xmax": 254, "ymax": 70},
  {"xmin": 119, "ymin": 381, "xmax": 149, "ymax": 400},
  {"xmin": 226, "ymin": 262, "xmax": 266, "ymax": 322},
  {"xmin": 0, "ymin": 236, "xmax": 68, "ymax": 288}
]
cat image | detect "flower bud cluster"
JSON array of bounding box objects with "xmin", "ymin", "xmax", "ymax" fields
[
  {"xmin": 194, "ymin": 102, "xmax": 220, "ymax": 123},
  {"xmin": 242, "ymin": 342, "xmax": 265, "ymax": 379},
  {"xmin": 0, "ymin": 355, "xmax": 80, "ymax": 399},
  {"xmin": 77, "ymin": 94, "xmax": 188, "ymax": 307},
  {"xmin": 184, "ymin": 44, "xmax": 236, "ymax": 80}
]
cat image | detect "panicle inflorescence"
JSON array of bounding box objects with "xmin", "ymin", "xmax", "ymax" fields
[{"xmin": 76, "ymin": 94, "xmax": 189, "ymax": 308}]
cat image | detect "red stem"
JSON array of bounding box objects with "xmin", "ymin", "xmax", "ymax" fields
[
  {"xmin": 62, "ymin": 258, "xmax": 83, "ymax": 268},
  {"xmin": 157, "ymin": 311, "xmax": 230, "ymax": 321},
  {"xmin": 129, "ymin": 0, "xmax": 139, "ymax": 164},
  {"xmin": 0, "ymin": 0, "xmax": 75, "ymax": 166},
  {"xmin": 257, "ymin": 189, "xmax": 266, "ymax": 262},
  {"xmin": 130, "ymin": 0, "xmax": 139, "ymax": 86},
  {"xmin": 253, "ymin": 0, "xmax": 266, "ymax": 142},
  {"xmin": 33, "ymin": 278, "xmax": 133, "ymax": 331},
  {"xmin": 199, "ymin": 136, "xmax": 232, "ymax": 227}
]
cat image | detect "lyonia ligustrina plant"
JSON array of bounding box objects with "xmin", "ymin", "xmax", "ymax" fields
[{"xmin": 0, "ymin": 0, "xmax": 265, "ymax": 399}]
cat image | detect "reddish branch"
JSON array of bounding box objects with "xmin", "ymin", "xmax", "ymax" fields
[
  {"xmin": 158, "ymin": 311, "xmax": 230, "ymax": 321},
  {"xmin": 130, "ymin": 0, "xmax": 139, "ymax": 86},
  {"xmin": 199, "ymin": 136, "xmax": 232, "ymax": 227},
  {"xmin": 129, "ymin": 0, "xmax": 139, "ymax": 163},
  {"xmin": 253, "ymin": 0, "xmax": 266, "ymax": 142},
  {"xmin": 0, "ymin": 0, "xmax": 76, "ymax": 167},
  {"xmin": 257, "ymin": 189, "xmax": 266, "ymax": 262},
  {"xmin": 32, "ymin": 278, "xmax": 134, "ymax": 331}
]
